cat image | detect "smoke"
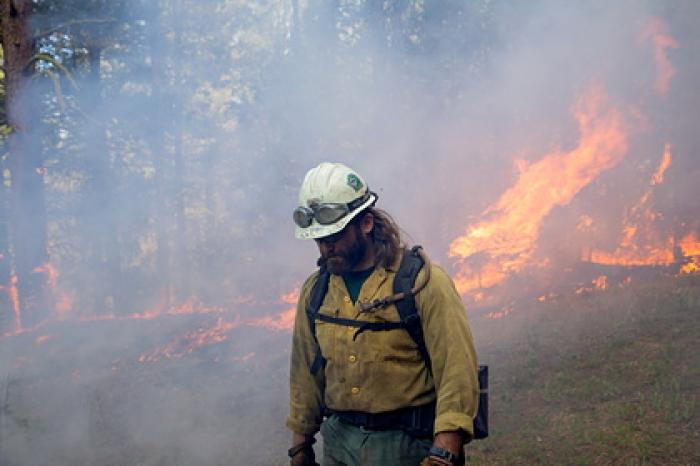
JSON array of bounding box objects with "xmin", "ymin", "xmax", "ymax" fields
[{"xmin": 1, "ymin": 0, "xmax": 699, "ymax": 464}]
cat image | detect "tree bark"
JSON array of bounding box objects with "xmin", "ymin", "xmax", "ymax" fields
[{"xmin": 0, "ymin": 0, "xmax": 51, "ymax": 329}]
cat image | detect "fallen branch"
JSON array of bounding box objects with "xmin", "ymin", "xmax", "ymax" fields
[
  {"xmin": 26, "ymin": 53, "xmax": 80, "ymax": 91},
  {"xmin": 34, "ymin": 18, "xmax": 117, "ymax": 40}
]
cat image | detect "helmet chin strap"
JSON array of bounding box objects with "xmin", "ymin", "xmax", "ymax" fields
[{"xmin": 357, "ymin": 247, "xmax": 431, "ymax": 314}]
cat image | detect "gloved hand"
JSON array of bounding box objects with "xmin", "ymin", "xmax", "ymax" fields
[
  {"xmin": 290, "ymin": 450, "xmax": 319, "ymax": 466},
  {"xmin": 420, "ymin": 458, "xmax": 451, "ymax": 466},
  {"xmin": 289, "ymin": 438, "xmax": 319, "ymax": 466}
]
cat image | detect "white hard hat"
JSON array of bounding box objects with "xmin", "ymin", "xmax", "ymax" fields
[{"xmin": 294, "ymin": 162, "xmax": 377, "ymax": 240}]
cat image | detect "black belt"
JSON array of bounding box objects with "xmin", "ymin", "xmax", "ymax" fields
[{"xmin": 326, "ymin": 402, "xmax": 436, "ymax": 438}]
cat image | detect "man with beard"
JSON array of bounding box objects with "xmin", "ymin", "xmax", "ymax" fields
[{"xmin": 287, "ymin": 162, "xmax": 479, "ymax": 466}]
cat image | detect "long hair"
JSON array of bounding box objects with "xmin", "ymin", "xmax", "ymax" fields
[{"xmin": 353, "ymin": 207, "xmax": 403, "ymax": 268}]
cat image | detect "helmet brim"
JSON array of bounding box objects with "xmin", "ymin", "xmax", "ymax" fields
[{"xmin": 295, "ymin": 192, "xmax": 377, "ymax": 240}]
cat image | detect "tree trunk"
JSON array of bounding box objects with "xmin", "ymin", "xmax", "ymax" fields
[
  {"xmin": 82, "ymin": 45, "xmax": 124, "ymax": 315},
  {"xmin": 0, "ymin": 160, "xmax": 18, "ymax": 332},
  {"xmin": 1, "ymin": 0, "xmax": 51, "ymax": 329},
  {"xmin": 171, "ymin": 101, "xmax": 190, "ymax": 302},
  {"xmin": 171, "ymin": 0, "xmax": 190, "ymax": 302},
  {"xmin": 148, "ymin": 3, "xmax": 175, "ymax": 311}
]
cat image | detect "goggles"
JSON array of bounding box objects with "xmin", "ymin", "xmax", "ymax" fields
[{"xmin": 293, "ymin": 192, "xmax": 371, "ymax": 228}]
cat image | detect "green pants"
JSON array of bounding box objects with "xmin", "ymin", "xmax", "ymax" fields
[{"xmin": 319, "ymin": 415, "xmax": 432, "ymax": 466}]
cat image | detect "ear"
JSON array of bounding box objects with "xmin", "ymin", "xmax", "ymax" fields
[{"xmin": 359, "ymin": 212, "xmax": 374, "ymax": 235}]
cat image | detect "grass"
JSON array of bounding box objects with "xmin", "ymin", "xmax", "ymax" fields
[
  {"xmin": 467, "ymin": 275, "xmax": 700, "ymax": 465},
  {"xmin": 0, "ymin": 275, "xmax": 697, "ymax": 465}
]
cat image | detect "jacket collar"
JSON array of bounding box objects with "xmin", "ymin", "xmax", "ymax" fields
[{"xmin": 326, "ymin": 248, "xmax": 404, "ymax": 306}]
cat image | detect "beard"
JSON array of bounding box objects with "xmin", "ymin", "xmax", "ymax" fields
[{"xmin": 318, "ymin": 229, "xmax": 369, "ymax": 275}]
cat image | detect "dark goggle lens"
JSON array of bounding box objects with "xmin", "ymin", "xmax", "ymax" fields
[
  {"xmin": 314, "ymin": 204, "xmax": 349, "ymax": 225},
  {"xmin": 293, "ymin": 207, "xmax": 314, "ymax": 228},
  {"xmin": 293, "ymin": 204, "xmax": 350, "ymax": 228}
]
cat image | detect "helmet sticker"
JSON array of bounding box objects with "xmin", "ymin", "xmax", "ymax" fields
[{"xmin": 347, "ymin": 173, "xmax": 364, "ymax": 192}]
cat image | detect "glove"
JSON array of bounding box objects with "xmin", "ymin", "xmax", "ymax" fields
[
  {"xmin": 290, "ymin": 451, "xmax": 319, "ymax": 466},
  {"xmin": 421, "ymin": 458, "xmax": 456, "ymax": 466}
]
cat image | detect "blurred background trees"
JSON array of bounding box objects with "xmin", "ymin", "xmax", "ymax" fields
[
  {"xmin": 0, "ymin": 0, "xmax": 498, "ymax": 332},
  {"xmin": 1, "ymin": 0, "xmax": 697, "ymax": 333}
]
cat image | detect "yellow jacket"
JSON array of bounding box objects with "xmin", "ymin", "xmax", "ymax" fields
[{"xmin": 286, "ymin": 251, "xmax": 479, "ymax": 437}]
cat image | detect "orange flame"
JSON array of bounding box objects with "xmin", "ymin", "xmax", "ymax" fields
[
  {"xmin": 31, "ymin": 262, "xmax": 79, "ymax": 318},
  {"xmin": 485, "ymin": 303, "xmax": 514, "ymax": 320},
  {"xmin": 33, "ymin": 262, "xmax": 59, "ymax": 288},
  {"xmin": 449, "ymin": 88, "xmax": 629, "ymax": 296},
  {"xmin": 248, "ymin": 287, "xmax": 299, "ymax": 331},
  {"xmin": 589, "ymin": 240, "xmax": 675, "ymax": 266},
  {"xmin": 231, "ymin": 352, "xmax": 256, "ymax": 363},
  {"xmin": 651, "ymin": 143, "xmax": 672, "ymax": 185},
  {"xmin": 537, "ymin": 292, "xmax": 557, "ymax": 303},
  {"xmin": 589, "ymin": 145, "xmax": 680, "ymax": 267},
  {"xmin": 577, "ymin": 214, "xmax": 594, "ymax": 231},
  {"xmin": 249, "ymin": 307, "xmax": 296, "ymax": 331},
  {"xmin": 592, "ymin": 275, "xmax": 608, "ymax": 290},
  {"xmin": 138, "ymin": 316, "xmax": 242, "ymax": 363},
  {"xmin": 681, "ymin": 261, "xmax": 699, "ymax": 274},
  {"xmin": 137, "ymin": 289, "xmax": 300, "ymax": 363},
  {"xmin": 128, "ymin": 297, "xmax": 226, "ymax": 321},
  {"xmin": 679, "ymin": 233, "xmax": 700, "ymax": 274},
  {"xmin": 0, "ymin": 274, "xmax": 21, "ymax": 331},
  {"xmin": 55, "ymin": 292, "xmax": 75, "ymax": 317},
  {"xmin": 679, "ymin": 233, "xmax": 700, "ymax": 256},
  {"xmin": 642, "ymin": 18, "xmax": 679, "ymax": 95}
]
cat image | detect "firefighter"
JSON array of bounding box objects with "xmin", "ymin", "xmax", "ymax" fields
[{"xmin": 287, "ymin": 162, "xmax": 479, "ymax": 466}]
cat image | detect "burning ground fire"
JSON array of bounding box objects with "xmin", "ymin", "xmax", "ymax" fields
[
  {"xmin": 448, "ymin": 87, "xmax": 630, "ymax": 297},
  {"xmin": 678, "ymin": 235, "xmax": 700, "ymax": 274},
  {"xmin": 1, "ymin": 19, "xmax": 695, "ymax": 363},
  {"xmin": 452, "ymin": 135, "xmax": 698, "ymax": 313},
  {"xmin": 586, "ymin": 145, "xmax": 700, "ymax": 270},
  {"xmin": 447, "ymin": 19, "xmax": 697, "ymax": 314},
  {"xmin": 137, "ymin": 316, "xmax": 242, "ymax": 363},
  {"xmin": 138, "ymin": 289, "xmax": 299, "ymax": 363},
  {"xmin": 0, "ymin": 270, "xmax": 299, "ymax": 363}
]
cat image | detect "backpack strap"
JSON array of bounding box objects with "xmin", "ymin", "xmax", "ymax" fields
[
  {"xmin": 306, "ymin": 246, "xmax": 430, "ymax": 374},
  {"xmin": 306, "ymin": 267, "xmax": 330, "ymax": 375},
  {"xmin": 393, "ymin": 246, "xmax": 432, "ymax": 373},
  {"xmin": 317, "ymin": 313, "xmax": 405, "ymax": 340}
]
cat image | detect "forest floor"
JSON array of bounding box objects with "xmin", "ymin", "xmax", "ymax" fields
[
  {"xmin": 467, "ymin": 275, "xmax": 700, "ymax": 465},
  {"xmin": 0, "ymin": 275, "xmax": 698, "ymax": 465}
]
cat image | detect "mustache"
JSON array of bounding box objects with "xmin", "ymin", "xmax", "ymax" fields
[{"xmin": 317, "ymin": 253, "xmax": 343, "ymax": 267}]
